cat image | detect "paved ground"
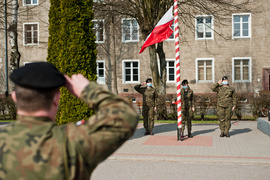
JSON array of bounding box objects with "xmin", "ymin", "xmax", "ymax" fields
[
  {"xmin": 107, "ymin": 120, "xmax": 270, "ymax": 164},
  {"xmin": 2, "ymin": 120, "xmax": 269, "ymax": 179},
  {"xmin": 91, "ymin": 120, "xmax": 270, "ymax": 179}
]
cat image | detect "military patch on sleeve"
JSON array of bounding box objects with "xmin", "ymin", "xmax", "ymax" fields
[{"xmin": 76, "ymin": 120, "xmax": 86, "ymax": 126}]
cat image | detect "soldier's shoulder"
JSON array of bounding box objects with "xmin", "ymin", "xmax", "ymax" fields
[{"xmin": 229, "ymin": 86, "xmax": 235, "ymax": 91}]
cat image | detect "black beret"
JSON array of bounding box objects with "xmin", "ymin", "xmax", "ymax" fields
[
  {"xmin": 181, "ymin": 79, "xmax": 188, "ymax": 85},
  {"xmin": 146, "ymin": 78, "xmax": 152, "ymax": 83},
  {"xmin": 222, "ymin": 76, "xmax": 228, "ymax": 80},
  {"xmin": 10, "ymin": 62, "xmax": 66, "ymax": 89}
]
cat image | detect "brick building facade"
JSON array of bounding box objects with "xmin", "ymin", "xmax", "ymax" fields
[{"xmin": 0, "ymin": 0, "xmax": 269, "ymax": 103}]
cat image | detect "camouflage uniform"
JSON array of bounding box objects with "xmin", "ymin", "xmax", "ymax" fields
[
  {"xmin": 211, "ymin": 83, "xmax": 237, "ymax": 134},
  {"xmin": 181, "ymin": 87, "xmax": 195, "ymax": 135},
  {"xmin": 134, "ymin": 84, "xmax": 158, "ymax": 133},
  {"xmin": 0, "ymin": 82, "xmax": 138, "ymax": 180}
]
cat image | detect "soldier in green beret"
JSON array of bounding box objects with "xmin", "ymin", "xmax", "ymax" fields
[
  {"xmin": 211, "ymin": 76, "xmax": 237, "ymax": 137},
  {"xmin": 134, "ymin": 78, "xmax": 158, "ymax": 135},
  {"xmin": 0, "ymin": 62, "xmax": 138, "ymax": 179}
]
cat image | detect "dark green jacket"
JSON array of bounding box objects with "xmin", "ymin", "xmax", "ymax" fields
[
  {"xmin": 134, "ymin": 84, "xmax": 158, "ymax": 107},
  {"xmin": 0, "ymin": 82, "xmax": 138, "ymax": 180},
  {"xmin": 181, "ymin": 87, "xmax": 195, "ymax": 109},
  {"xmin": 211, "ymin": 83, "xmax": 237, "ymax": 108}
]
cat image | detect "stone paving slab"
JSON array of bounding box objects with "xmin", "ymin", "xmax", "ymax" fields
[{"xmin": 109, "ymin": 121, "xmax": 270, "ymax": 165}]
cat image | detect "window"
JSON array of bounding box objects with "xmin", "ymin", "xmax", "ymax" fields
[
  {"xmin": 122, "ymin": 60, "xmax": 139, "ymax": 83},
  {"xmin": 23, "ymin": 0, "xmax": 38, "ymax": 6},
  {"xmin": 93, "ymin": 19, "xmax": 104, "ymax": 43},
  {"xmin": 196, "ymin": 58, "xmax": 214, "ymax": 83},
  {"xmin": 232, "ymin": 14, "xmax": 251, "ymax": 39},
  {"xmin": 122, "ymin": 19, "xmax": 139, "ymax": 42},
  {"xmin": 232, "ymin": 57, "xmax": 252, "ymax": 82},
  {"xmin": 167, "ymin": 22, "xmax": 174, "ymax": 40},
  {"xmin": 97, "ymin": 60, "xmax": 105, "ymax": 84},
  {"xmin": 23, "ymin": 23, "xmax": 39, "ymax": 45},
  {"xmin": 166, "ymin": 60, "xmax": 175, "ymax": 82},
  {"xmin": 195, "ymin": 16, "xmax": 213, "ymax": 40}
]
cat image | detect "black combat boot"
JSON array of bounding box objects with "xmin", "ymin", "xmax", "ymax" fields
[
  {"xmin": 150, "ymin": 131, "xmax": 154, "ymax": 135},
  {"xmin": 225, "ymin": 133, "xmax": 230, "ymax": 138},
  {"xmin": 188, "ymin": 132, "xmax": 193, "ymax": 138},
  {"xmin": 220, "ymin": 132, "xmax": 225, "ymax": 137},
  {"xmin": 144, "ymin": 129, "xmax": 150, "ymax": 135}
]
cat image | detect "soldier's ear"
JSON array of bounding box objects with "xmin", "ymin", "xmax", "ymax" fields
[{"xmin": 11, "ymin": 91, "xmax": 17, "ymax": 103}]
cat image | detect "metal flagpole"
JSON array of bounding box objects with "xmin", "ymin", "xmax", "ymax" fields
[
  {"xmin": 4, "ymin": 0, "xmax": 9, "ymax": 97},
  {"xmin": 174, "ymin": 0, "xmax": 182, "ymax": 141}
]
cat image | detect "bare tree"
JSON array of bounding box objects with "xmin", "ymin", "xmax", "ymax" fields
[
  {"xmin": 9, "ymin": 0, "xmax": 20, "ymax": 70},
  {"xmin": 94, "ymin": 0, "xmax": 257, "ymax": 119}
]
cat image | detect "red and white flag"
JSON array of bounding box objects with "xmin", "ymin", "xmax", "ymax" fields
[{"xmin": 139, "ymin": 6, "xmax": 174, "ymax": 54}]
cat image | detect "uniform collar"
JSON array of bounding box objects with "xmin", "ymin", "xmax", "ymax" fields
[{"xmin": 17, "ymin": 115, "xmax": 53, "ymax": 123}]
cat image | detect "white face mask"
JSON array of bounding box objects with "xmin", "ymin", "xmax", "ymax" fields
[
  {"xmin": 147, "ymin": 83, "xmax": 152, "ymax": 87},
  {"xmin": 222, "ymin": 81, "xmax": 228, "ymax": 85}
]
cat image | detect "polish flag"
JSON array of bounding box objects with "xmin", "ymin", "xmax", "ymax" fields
[{"xmin": 139, "ymin": 6, "xmax": 174, "ymax": 54}]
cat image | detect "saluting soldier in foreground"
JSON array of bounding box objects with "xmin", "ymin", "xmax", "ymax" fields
[
  {"xmin": 0, "ymin": 62, "xmax": 138, "ymax": 179},
  {"xmin": 134, "ymin": 78, "xmax": 158, "ymax": 135},
  {"xmin": 211, "ymin": 76, "xmax": 237, "ymax": 138}
]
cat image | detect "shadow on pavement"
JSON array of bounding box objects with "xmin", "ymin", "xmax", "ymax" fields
[
  {"xmin": 130, "ymin": 123, "xmax": 252, "ymax": 139},
  {"xmin": 230, "ymin": 128, "xmax": 252, "ymax": 136},
  {"xmin": 192, "ymin": 128, "xmax": 219, "ymax": 136},
  {"xmin": 130, "ymin": 123, "xmax": 177, "ymax": 139}
]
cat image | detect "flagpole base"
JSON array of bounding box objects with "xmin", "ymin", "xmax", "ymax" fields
[{"xmin": 177, "ymin": 128, "xmax": 182, "ymax": 141}]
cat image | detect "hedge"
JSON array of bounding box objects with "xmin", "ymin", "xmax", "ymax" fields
[{"xmin": 47, "ymin": 0, "xmax": 97, "ymax": 124}]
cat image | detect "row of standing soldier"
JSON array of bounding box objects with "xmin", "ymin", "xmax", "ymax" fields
[{"xmin": 135, "ymin": 76, "xmax": 237, "ymax": 138}]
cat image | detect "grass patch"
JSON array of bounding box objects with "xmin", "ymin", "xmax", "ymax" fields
[{"xmin": 0, "ymin": 120, "xmax": 16, "ymax": 122}]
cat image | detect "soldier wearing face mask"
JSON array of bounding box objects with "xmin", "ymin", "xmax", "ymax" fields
[
  {"xmin": 180, "ymin": 79, "xmax": 195, "ymax": 138},
  {"xmin": 134, "ymin": 78, "xmax": 158, "ymax": 135},
  {"xmin": 211, "ymin": 76, "xmax": 237, "ymax": 138}
]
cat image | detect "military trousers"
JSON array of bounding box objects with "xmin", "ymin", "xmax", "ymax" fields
[
  {"xmin": 142, "ymin": 105, "xmax": 155, "ymax": 132},
  {"xmin": 217, "ymin": 106, "xmax": 233, "ymax": 133},
  {"xmin": 181, "ymin": 107, "xmax": 193, "ymax": 133}
]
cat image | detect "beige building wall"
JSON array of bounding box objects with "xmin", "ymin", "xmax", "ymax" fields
[
  {"xmin": 107, "ymin": 0, "xmax": 270, "ymax": 95},
  {"xmin": 1, "ymin": 0, "xmax": 269, "ymax": 96},
  {"xmin": 0, "ymin": 0, "xmax": 49, "ymax": 94}
]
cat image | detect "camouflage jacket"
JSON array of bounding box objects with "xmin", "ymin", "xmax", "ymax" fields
[
  {"xmin": 211, "ymin": 83, "xmax": 237, "ymax": 107},
  {"xmin": 0, "ymin": 82, "xmax": 138, "ymax": 180},
  {"xmin": 181, "ymin": 87, "xmax": 195, "ymax": 109},
  {"xmin": 134, "ymin": 84, "xmax": 158, "ymax": 107}
]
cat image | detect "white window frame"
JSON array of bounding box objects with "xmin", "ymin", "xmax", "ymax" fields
[
  {"xmin": 122, "ymin": 18, "xmax": 139, "ymax": 43},
  {"xmin": 122, "ymin": 60, "xmax": 140, "ymax": 84},
  {"xmin": 196, "ymin": 58, "xmax": 215, "ymax": 83},
  {"xmin": 166, "ymin": 59, "xmax": 176, "ymax": 83},
  {"xmin": 93, "ymin": 19, "xmax": 105, "ymax": 43},
  {"xmin": 232, "ymin": 13, "xmax": 251, "ymax": 39},
  {"xmin": 24, "ymin": 62, "xmax": 31, "ymax": 65},
  {"xmin": 195, "ymin": 15, "xmax": 214, "ymax": 40},
  {"xmin": 166, "ymin": 22, "xmax": 174, "ymax": 41},
  {"xmin": 232, "ymin": 57, "xmax": 252, "ymax": 83},
  {"xmin": 96, "ymin": 60, "xmax": 105, "ymax": 84},
  {"xmin": 23, "ymin": 22, "xmax": 39, "ymax": 46},
  {"xmin": 23, "ymin": 0, "xmax": 39, "ymax": 6}
]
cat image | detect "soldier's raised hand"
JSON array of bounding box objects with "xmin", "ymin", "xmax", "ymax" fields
[
  {"xmin": 65, "ymin": 74, "xmax": 90, "ymax": 98},
  {"xmin": 218, "ymin": 79, "xmax": 222, "ymax": 85},
  {"xmin": 141, "ymin": 82, "xmax": 146, "ymax": 85}
]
